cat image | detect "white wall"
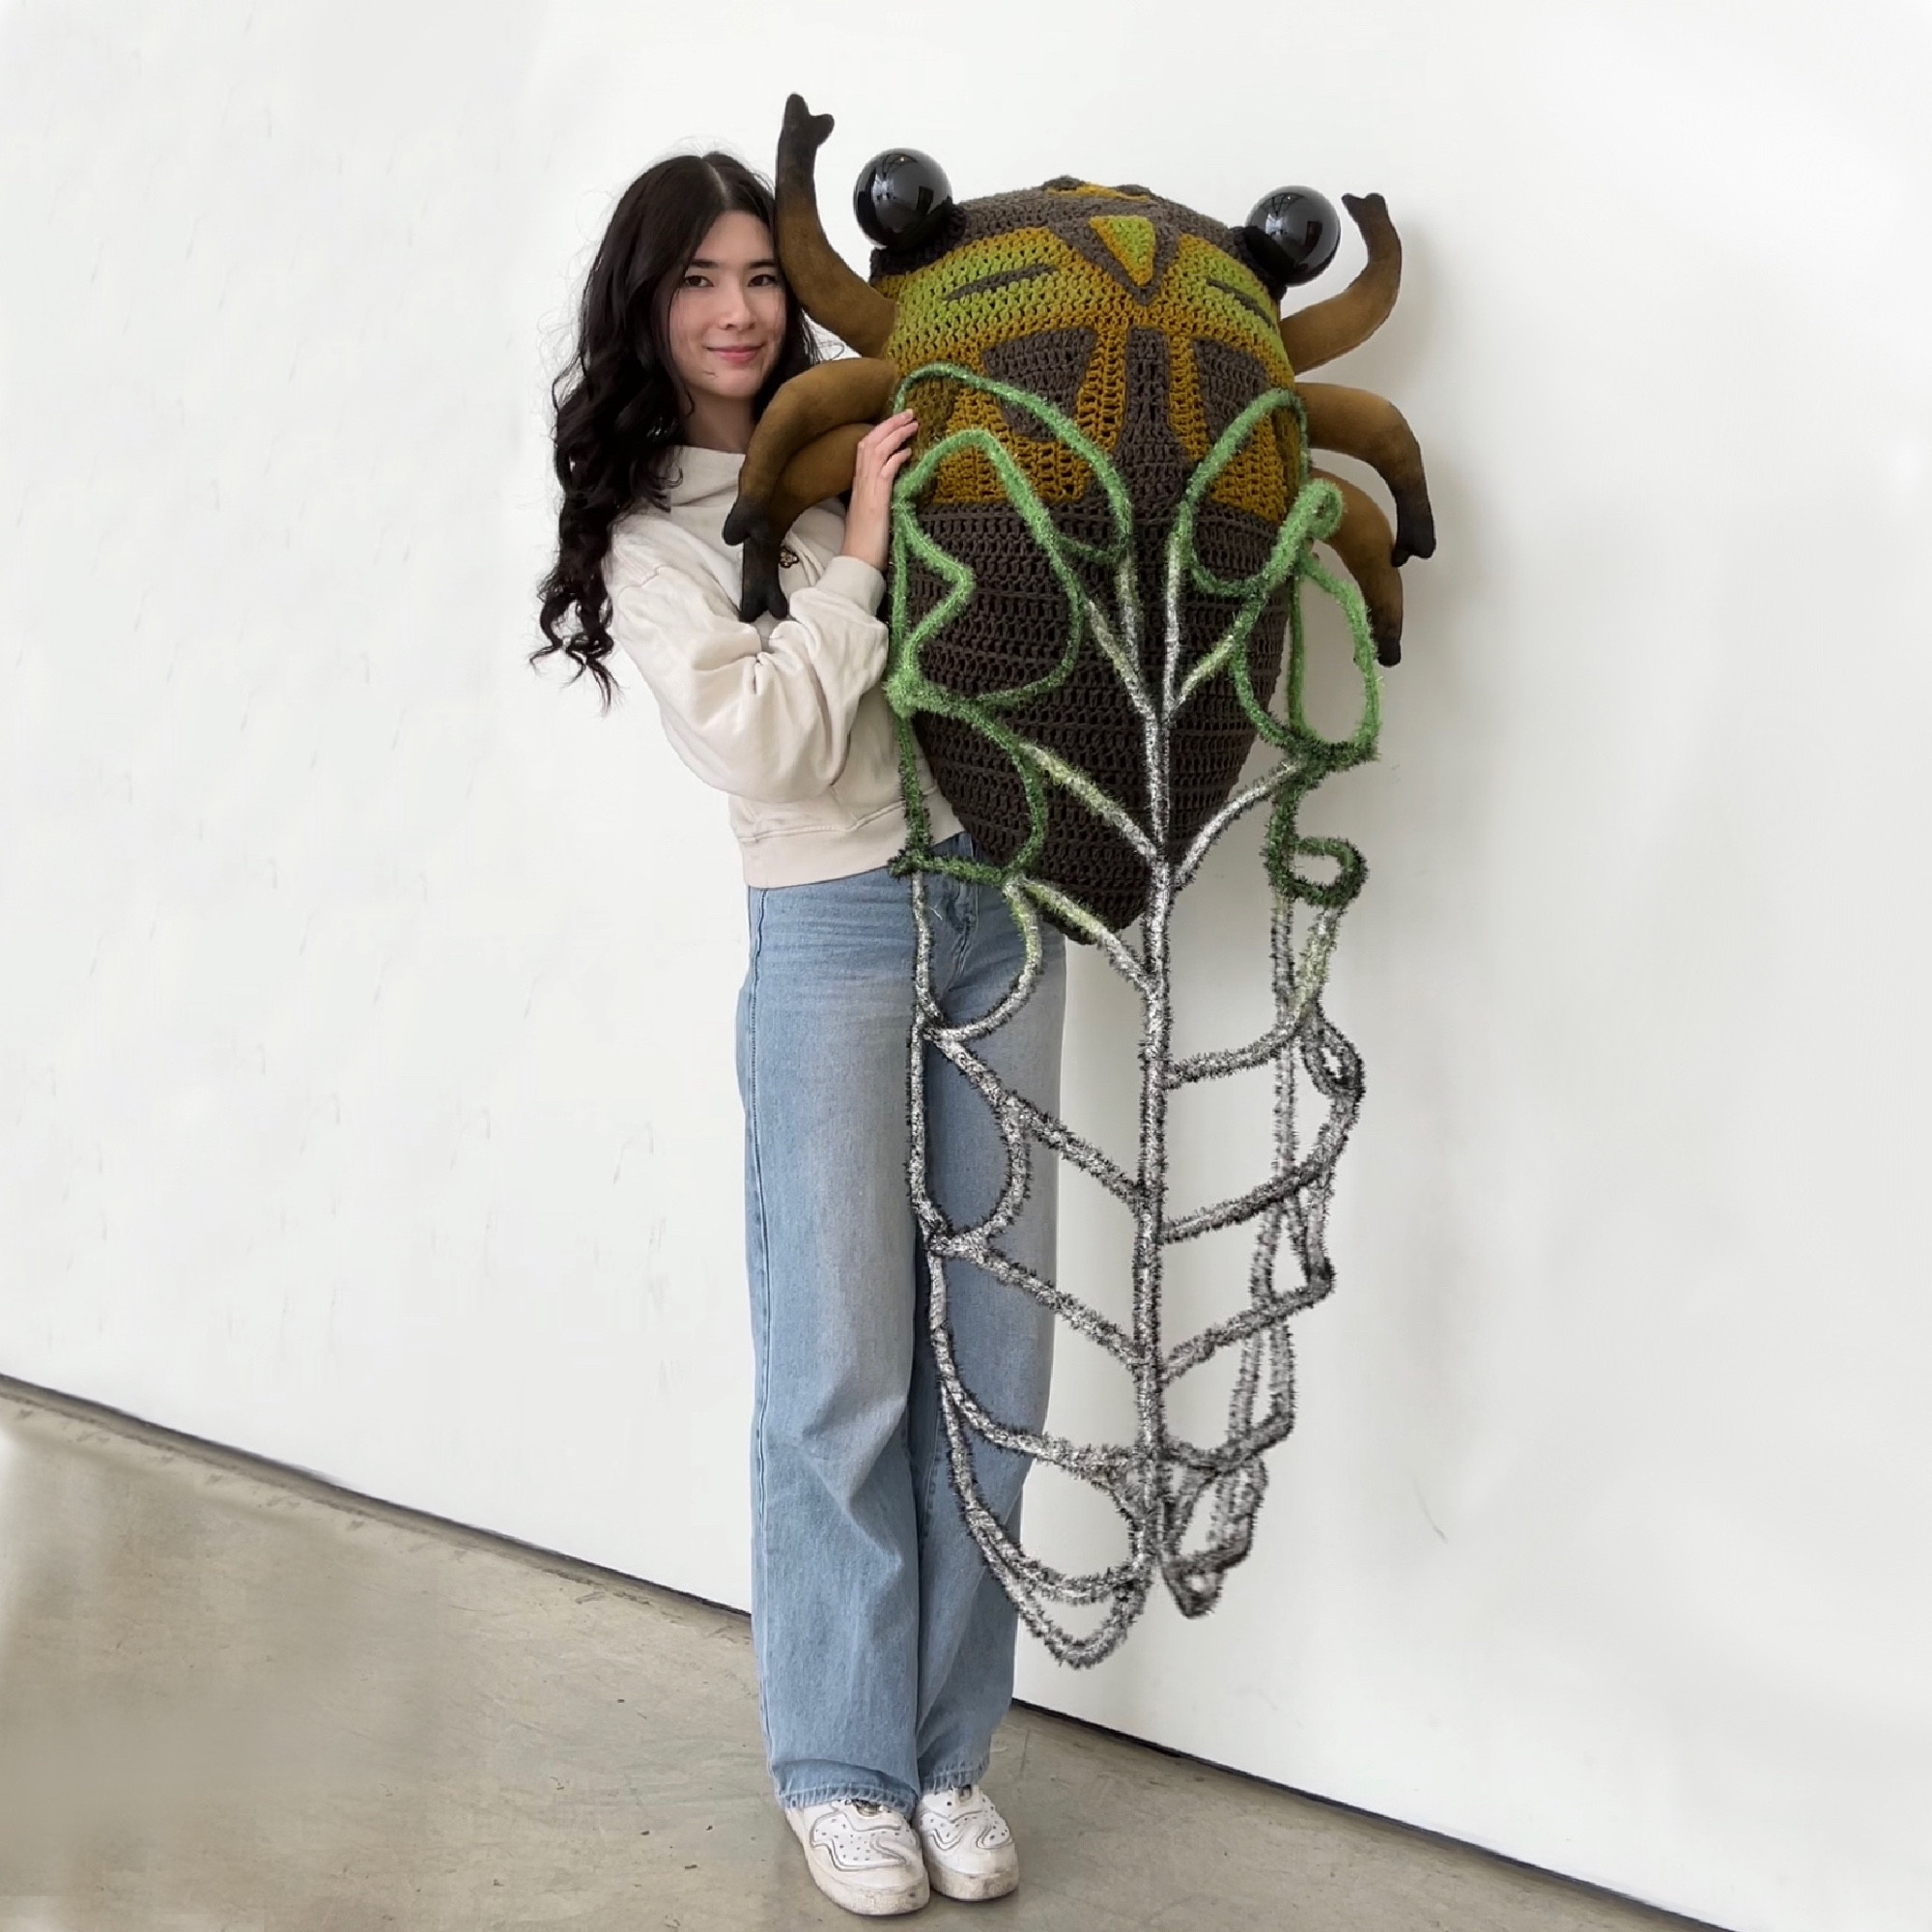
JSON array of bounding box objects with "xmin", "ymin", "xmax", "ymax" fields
[{"xmin": 4, "ymin": 3, "xmax": 1929, "ymax": 1927}]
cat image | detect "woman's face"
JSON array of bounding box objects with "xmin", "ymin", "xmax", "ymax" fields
[{"xmin": 665, "ymin": 211, "xmax": 788, "ymax": 413}]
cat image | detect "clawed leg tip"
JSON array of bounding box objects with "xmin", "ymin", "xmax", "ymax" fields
[
  {"xmin": 782, "ymin": 94, "xmax": 832, "ymax": 142},
  {"xmin": 1392, "ymin": 514, "xmax": 1435, "ymax": 569}
]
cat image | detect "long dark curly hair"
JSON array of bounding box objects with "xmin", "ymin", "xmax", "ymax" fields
[{"xmin": 532, "ymin": 152, "xmax": 819, "ymax": 710}]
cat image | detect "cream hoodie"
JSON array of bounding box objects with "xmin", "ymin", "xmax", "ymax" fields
[{"xmin": 603, "ymin": 443, "xmax": 962, "ymax": 887}]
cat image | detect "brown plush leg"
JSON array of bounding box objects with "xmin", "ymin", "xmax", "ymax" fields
[
  {"xmin": 1313, "ymin": 468, "xmax": 1404, "ymax": 666},
  {"xmin": 1278, "ymin": 192, "xmax": 1402, "ymax": 376},
  {"xmin": 767, "ymin": 419, "xmax": 870, "ymax": 539},
  {"xmin": 722, "ymin": 357, "xmax": 896, "ymax": 619},
  {"xmin": 732, "ymin": 357, "xmax": 898, "ymax": 515},
  {"xmin": 1299, "ymin": 382, "xmax": 1435, "ymax": 565},
  {"xmin": 775, "ymin": 95, "xmax": 898, "ymax": 356}
]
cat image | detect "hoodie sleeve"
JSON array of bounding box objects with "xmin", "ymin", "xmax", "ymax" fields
[{"xmin": 606, "ymin": 538, "xmax": 892, "ymax": 807}]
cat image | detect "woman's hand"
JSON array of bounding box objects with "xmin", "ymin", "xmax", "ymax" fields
[{"xmin": 838, "ymin": 411, "xmax": 919, "ymax": 574}]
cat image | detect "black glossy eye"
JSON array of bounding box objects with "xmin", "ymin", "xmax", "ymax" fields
[
  {"xmin": 853, "ymin": 148, "xmax": 954, "ymax": 252},
  {"xmin": 1239, "ymin": 186, "xmax": 1342, "ymax": 296}
]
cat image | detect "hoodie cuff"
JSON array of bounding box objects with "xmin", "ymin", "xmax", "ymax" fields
[{"xmin": 815, "ymin": 554, "xmax": 888, "ymax": 616}]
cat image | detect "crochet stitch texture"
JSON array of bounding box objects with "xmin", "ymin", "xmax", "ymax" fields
[{"xmin": 876, "ymin": 182, "xmax": 1310, "ymax": 933}]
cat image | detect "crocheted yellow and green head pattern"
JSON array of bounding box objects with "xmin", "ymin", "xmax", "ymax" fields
[{"xmin": 724, "ymin": 95, "xmax": 1435, "ymax": 935}]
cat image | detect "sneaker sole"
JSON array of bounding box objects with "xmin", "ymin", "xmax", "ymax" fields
[
  {"xmin": 926, "ymin": 1861, "xmax": 1018, "ymax": 1902},
  {"xmin": 804, "ymin": 1864, "xmax": 930, "ymax": 1917}
]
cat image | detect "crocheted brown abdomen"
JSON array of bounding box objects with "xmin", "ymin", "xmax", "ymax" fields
[{"xmin": 898, "ymin": 322, "xmax": 1296, "ymax": 933}]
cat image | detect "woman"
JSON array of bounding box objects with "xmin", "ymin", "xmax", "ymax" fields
[{"xmin": 532, "ymin": 151, "xmax": 1065, "ymax": 1918}]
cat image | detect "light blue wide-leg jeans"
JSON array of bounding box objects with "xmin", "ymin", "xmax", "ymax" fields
[{"xmin": 734, "ymin": 830, "xmax": 1065, "ymax": 1816}]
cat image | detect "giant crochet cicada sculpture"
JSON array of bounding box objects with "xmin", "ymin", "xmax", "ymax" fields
[{"xmin": 726, "ymin": 96, "xmax": 1435, "ymax": 1665}]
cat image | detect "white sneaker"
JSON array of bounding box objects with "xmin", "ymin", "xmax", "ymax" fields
[
  {"xmin": 785, "ymin": 1798, "xmax": 930, "ymax": 1917},
  {"xmin": 914, "ymin": 1784, "xmax": 1019, "ymax": 1901}
]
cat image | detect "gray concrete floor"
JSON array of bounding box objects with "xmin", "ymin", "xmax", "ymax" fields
[{"xmin": 0, "ymin": 1381, "xmax": 1716, "ymax": 1932}]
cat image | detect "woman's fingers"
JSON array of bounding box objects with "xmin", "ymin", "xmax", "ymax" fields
[
  {"xmin": 858, "ymin": 410, "xmax": 918, "ymax": 457},
  {"xmin": 869, "ymin": 416, "xmax": 918, "ymax": 466},
  {"xmin": 837, "ymin": 412, "xmax": 919, "ymax": 573}
]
